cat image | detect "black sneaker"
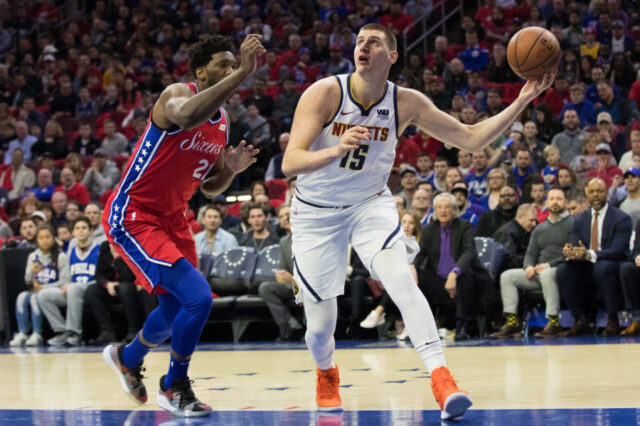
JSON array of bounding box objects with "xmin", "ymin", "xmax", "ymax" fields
[
  {"xmin": 157, "ymin": 375, "xmax": 212, "ymax": 417},
  {"xmin": 102, "ymin": 344, "xmax": 148, "ymax": 404}
]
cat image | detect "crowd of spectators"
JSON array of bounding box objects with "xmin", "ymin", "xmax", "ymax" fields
[{"xmin": 5, "ymin": 0, "xmax": 640, "ymax": 345}]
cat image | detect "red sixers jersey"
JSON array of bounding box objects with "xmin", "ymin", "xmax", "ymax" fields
[{"xmin": 111, "ymin": 82, "xmax": 228, "ymax": 215}]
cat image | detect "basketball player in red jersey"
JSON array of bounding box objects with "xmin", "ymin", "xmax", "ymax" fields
[{"xmin": 102, "ymin": 34, "xmax": 265, "ymax": 417}]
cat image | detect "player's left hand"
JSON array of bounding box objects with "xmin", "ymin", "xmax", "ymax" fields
[
  {"xmin": 519, "ymin": 69, "xmax": 557, "ymax": 102},
  {"xmin": 225, "ymin": 140, "xmax": 260, "ymax": 174}
]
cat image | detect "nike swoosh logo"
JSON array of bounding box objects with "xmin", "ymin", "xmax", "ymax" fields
[{"xmin": 340, "ymin": 111, "xmax": 355, "ymax": 115}]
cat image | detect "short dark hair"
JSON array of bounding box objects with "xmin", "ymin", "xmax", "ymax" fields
[
  {"xmin": 434, "ymin": 156, "xmax": 449, "ymax": 165},
  {"xmin": 566, "ymin": 187, "xmax": 585, "ymax": 202},
  {"xmin": 72, "ymin": 216, "xmax": 91, "ymax": 230},
  {"xmin": 203, "ymin": 204, "xmax": 222, "ymax": 216},
  {"xmin": 248, "ymin": 203, "xmax": 268, "ymax": 216},
  {"xmin": 188, "ymin": 34, "xmax": 236, "ymax": 75},
  {"xmin": 360, "ymin": 23, "xmax": 397, "ymax": 51},
  {"xmin": 20, "ymin": 217, "xmax": 36, "ymax": 227}
]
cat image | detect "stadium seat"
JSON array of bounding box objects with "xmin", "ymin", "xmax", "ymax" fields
[
  {"xmin": 252, "ymin": 244, "xmax": 280, "ymax": 289},
  {"xmin": 474, "ymin": 237, "xmax": 503, "ymax": 281},
  {"xmin": 111, "ymin": 155, "xmax": 129, "ymax": 170},
  {"xmin": 199, "ymin": 253, "xmax": 215, "ymax": 278},
  {"xmin": 209, "ymin": 247, "xmax": 258, "ymax": 296},
  {"xmin": 265, "ymin": 178, "xmax": 288, "ymax": 201}
]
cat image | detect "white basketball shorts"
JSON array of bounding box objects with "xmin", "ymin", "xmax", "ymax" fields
[{"xmin": 290, "ymin": 189, "xmax": 419, "ymax": 304}]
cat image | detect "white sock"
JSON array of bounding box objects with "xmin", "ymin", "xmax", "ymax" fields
[
  {"xmin": 304, "ymin": 297, "xmax": 338, "ymax": 370},
  {"xmin": 371, "ymin": 241, "xmax": 446, "ymax": 374}
]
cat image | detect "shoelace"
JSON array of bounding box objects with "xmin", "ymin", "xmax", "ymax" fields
[
  {"xmin": 433, "ymin": 373, "xmax": 458, "ymax": 403},
  {"xmin": 317, "ymin": 373, "xmax": 335, "ymax": 399},
  {"xmin": 172, "ymin": 378, "xmax": 198, "ymax": 409},
  {"xmin": 129, "ymin": 366, "xmax": 146, "ymax": 387}
]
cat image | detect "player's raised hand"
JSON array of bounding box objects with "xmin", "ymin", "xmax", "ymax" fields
[
  {"xmin": 238, "ymin": 34, "xmax": 266, "ymax": 75},
  {"xmin": 519, "ymin": 69, "xmax": 558, "ymax": 102},
  {"xmin": 335, "ymin": 126, "xmax": 370, "ymax": 157},
  {"xmin": 225, "ymin": 140, "xmax": 260, "ymax": 174}
]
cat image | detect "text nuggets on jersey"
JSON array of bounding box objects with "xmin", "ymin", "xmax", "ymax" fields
[{"xmin": 331, "ymin": 122, "xmax": 390, "ymax": 142}]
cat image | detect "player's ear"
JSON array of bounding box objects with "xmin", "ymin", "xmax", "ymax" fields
[
  {"xmin": 390, "ymin": 51, "xmax": 399, "ymax": 65},
  {"xmin": 194, "ymin": 66, "xmax": 206, "ymax": 82}
]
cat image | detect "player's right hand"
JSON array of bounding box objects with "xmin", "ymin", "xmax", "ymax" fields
[
  {"xmin": 335, "ymin": 126, "xmax": 370, "ymax": 157},
  {"xmin": 239, "ymin": 34, "xmax": 266, "ymax": 75}
]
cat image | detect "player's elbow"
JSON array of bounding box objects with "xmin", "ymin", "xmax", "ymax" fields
[{"xmin": 281, "ymin": 154, "xmax": 295, "ymax": 178}]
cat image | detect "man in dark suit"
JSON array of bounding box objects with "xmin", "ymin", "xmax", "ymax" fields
[
  {"xmin": 414, "ymin": 192, "xmax": 484, "ymax": 341},
  {"xmin": 475, "ymin": 185, "xmax": 519, "ymax": 237},
  {"xmin": 556, "ymin": 178, "xmax": 632, "ymax": 336},
  {"xmin": 618, "ymin": 221, "xmax": 640, "ymax": 336},
  {"xmin": 492, "ymin": 203, "xmax": 538, "ymax": 273}
]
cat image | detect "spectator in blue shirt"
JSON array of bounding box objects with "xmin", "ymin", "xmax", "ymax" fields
[
  {"xmin": 451, "ymin": 181, "xmax": 484, "ymax": 227},
  {"xmin": 586, "ymin": 65, "xmax": 619, "ymax": 105},
  {"xmin": 458, "ymin": 30, "xmax": 489, "ymax": 71},
  {"xmin": 26, "ymin": 169, "xmax": 56, "ymax": 202},
  {"xmin": 194, "ymin": 205, "xmax": 239, "ymax": 256},
  {"xmin": 458, "ymin": 71, "xmax": 488, "ymax": 112},
  {"xmin": 596, "ymin": 80, "xmax": 631, "ymax": 125},
  {"xmin": 5, "ymin": 121, "xmax": 37, "ymax": 165},
  {"xmin": 560, "ymin": 84, "xmax": 596, "ymax": 127}
]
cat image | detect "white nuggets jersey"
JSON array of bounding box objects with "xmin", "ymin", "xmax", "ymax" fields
[{"xmin": 296, "ymin": 74, "xmax": 398, "ymax": 206}]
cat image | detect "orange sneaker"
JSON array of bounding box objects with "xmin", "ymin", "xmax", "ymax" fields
[
  {"xmin": 430, "ymin": 366, "xmax": 472, "ymax": 420},
  {"xmin": 316, "ymin": 365, "xmax": 342, "ymax": 411}
]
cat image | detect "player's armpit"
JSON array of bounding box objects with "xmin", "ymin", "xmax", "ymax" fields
[
  {"xmin": 282, "ymin": 78, "xmax": 342, "ymax": 177},
  {"xmin": 153, "ymin": 83, "xmax": 195, "ymax": 130}
]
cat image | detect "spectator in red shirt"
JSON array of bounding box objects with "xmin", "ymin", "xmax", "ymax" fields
[
  {"xmin": 394, "ymin": 136, "xmax": 420, "ymax": 168},
  {"xmin": 540, "ymin": 73, "xmax": 571, "ymax": 116},
  {"xmin": 425, "ymin": 36, "xmax": 457, "ymax": 67},
  {"xmin": 380, "ymin": 1, "xmax": 414, "ymax": 37},
  {"xmin": 54, "ymin": 167, "xmax": 91, "ymax": 206},
  {"xmin": 585, "ymin": 143, "xmax": 623, "ymax": 187},
  {"xmin": 475, "ymin": 0, "xmax": 497, "ymax": 29},
  {"xmin": 279, "ymin": 34, "xmax": 303, "ymax": 69}
]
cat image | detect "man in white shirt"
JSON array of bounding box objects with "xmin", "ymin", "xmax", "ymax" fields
[
  {"xmin": 5, "ymin": 121, "xmax": 37, "ymax": 164},
  {"xmin": 194, "ymin": 205, "xmax": 239, "ymax": 256}
]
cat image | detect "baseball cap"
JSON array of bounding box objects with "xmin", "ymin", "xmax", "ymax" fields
[
  {"xmin": 597, "ymin": 112, "xmax": 613, "ymax": 124},
  {"xmin": 43, "ymin": 54, "xmax": 55, "ymax": 62},
  {"xmin": 584, "ymin": 27, "xmax": 597, "ymax": 36},
  {"xmin": 32, "ymin": 211, "xmax": 47, "ymax": 222},
  {"xmin": 93, "ymin": 148, "xmax": 106, "ymax": 157},
  {"xmin": 330, "ymin": 44, "xmax": 342, "ymax": 51},
  {"xmin": 624, "ymin": 167, "xmax": 640, "ymax": 178},
  {"xmin": 612, "ymin": 20, "xmax": 624, "ymax": 28},
  {"xmin": 432, "ymin": 76, "xmax": 444, "ymax": 83},
  {"xmin": 212, "ymin": 194, "xmax": 227, "ymax": 204},
  {"xmin": 298, "ymin": 47, "xmax": 310, "ymax": 55},
  {"xmin": 595, "ymin": 143, "xmax": 612, "ymax": 154},
  {"xmin": 400, "ymin": 165, "xmax": 417, "ymax": 177},
  {"xmin": 450, "ymin": 182, "xmax": 468, "ymax": 195},
  {"xmin": 43, "ymin": 45, "xmax": 57, "ymax": 54}
]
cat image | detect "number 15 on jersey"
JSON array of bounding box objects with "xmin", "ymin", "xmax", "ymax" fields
[{"xmin": 339, "ymin": 144, "xmax": 369, "ymax": 171}]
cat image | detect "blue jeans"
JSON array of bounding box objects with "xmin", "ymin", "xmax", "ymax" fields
[{"xmin": 16, "ymin": 290, "xmax": 43, "ymax": 334}]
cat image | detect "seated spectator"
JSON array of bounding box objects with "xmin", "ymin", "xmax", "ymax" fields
[
  {"xmin": 54, "ymin": 167, "xmax": 91, "ymax": 206},
  {"xmin": 618, "ymin": 130, "xmax": 640, "ymax": 172},
  {"xmin": 566, "ymin": 187, "xmax": 590, "ymax": 216},
  {"xmin": 486, "ymin": 43, "xmax": 520, "ymax": 83},
  {"xmin": 9, "ymin": 225, "xmax": 69, "ymax": 347},
  {"xmin": 580, "ymin": 27, "xmax": 600, "ymax": 59},
  {"xmin": 239, "ymin": 203, "xmax": 280, "ymax": 249},
  {"xmin": 410, "ymin": 188, "xmax": 432, "ymax": 225},
  {"xmin": 396, "ymin": 166, "xmax": 419, "ymax": 206},
  {"xmin": 485, "ymin": 89, "xmax": 504, "ymax": 117},
  {"xmin": 272, "ymin": 78, "xmax": 300, "ymax": 130},
  {"xmin": 509, "ymin": 149, "xmax": 536, "ymax": 197},
  {"xmin": 562, "ymin": 10, "xmax": 584, "ymax": 49},
  {"xmin": 619, "ymin": 220, "xmax": 640, "ymax": 335},
  {"xmin": 529, "ymin": 180, "xmax": 550, "ymax": 223},
  {"xmin": 56, "ymin": 222, "xmax": 71, "ymax": 252},
  {"xmin": 380, "ymin": 1, "xmax": 414, "ymax": 37},
  {"xmin": 618, "ymin": 168, "xmax": 640, "ymax": 227},
  {"xmin": 458, "ymin": 71, "xmax": 487, "ymax": 112},
  {"xmin": 85, "ymin": 241, "xmax": 155, "ymax": 345},
  {"xmin": 586, "ymin": 65, "xmax": 619, "ymax": 105},
  {"xmin": 68, "ymin": 202, "xmax": 107, "ymax": 250},
  {"xmin": 596, "ymin": 111, "xmax": 626, "ymax": 161},
  {"xmin": 491, "ymin": 188, "xmax": 573, "ymax": 339},
  {"xmin": 65, "ymin": 152, "xmax": 86, "ymax": 182},
  {"xmin": 557, "ymin": 166, "xmax": 578, "ymax": 189},
  {"xmin": 228, "ymin": 201, "xmax": 251, "ymax": 241},
  {"xmin": 257, "ymin": 224, "xmax": 304, "ymax": 341},
  {"xmin": 194, "ymin": 205, "xmax": 239, "ymax": 256},
  {"xmin": 570, "ymin": 132, "xmax": 600, "ymax": 179},
  {"xmin": 75, "ymin": 86, "xmax": 99, "ymax": 117},
  {"xmin": 476, "ymin": 185, "xmax": 519, "ymax": 237},
  {"xmin": 100, "ymin": 84, "xmax": 120, "ymax": 114},
  {"xmin": 429, "ymin": 157, "xmax": 448, "ymax": 191},
  {"xmin": 474, "ymin": 168, "xmax": 507, "ymax": 211},
  {"xmin": 426, "ymin": 76, "xmax": 451, "ymax": 111},
  {"xmin": 81, "ymin": 148, "xmax": 120, "ymax": 199},
  {"xmin": 596, "ymin": 80, "xmax": 631, "ymax": 126},
  {"xmin": 5, "ymin": 121, "xmax": 37, "ymax": 165},
  {"xmin": 242, "ymin": 77, "xmax": 274, "ymax": 117},
  {"xmin": 211, "ymin": 195, "xmax": 240, "ymax": 231},
  {"xmin": 609, "ymin": 53, "xmax": 635, "ymax": 93},
  {"xmin": 557, "ymin": 178, "xmax": 631, "ymax": 336},
  {"xmin": 126, "ymin": 116, "xmax": 147, "ymax": 152},
  {"xmin": 541, "ymin": 73, "xmax": 570, "ymax": 116},
  {"xmin": 552, "ymin": 108, "xmax": 586, "ymax": 165},
  {"xmin": 585, "ymin": 143, "xmax": 622, "ymax": 187},
  {"xmin": 327, "ymin": 43, "xmax": 354, "ymax": 75},
  {"xmin": 458, "ymin": 30, "xmax": 489, "ymax": 72},
  {"xmin": 17, "ymin": 194, "xmax": 39, "ymax": 219},
  {"xmin": 51, "ymin": 191, "xmax": 68, "ymax": 227},
  {"xmin": 12, "ymin": 217, "xmax": 37, "ymax": 249},
  {"xmin": 458, "ymin": 151, "xmax": 473, "ymax": 176},
  {"xmin": 445, "ymin": 59, "xmax": 468, "ymax": 94},
  {"xmin": 493, "ymin": 203, "xmax": 538, "ymax": 273},
  {"xmin": 415, "ymin": 152, "xmax": 434, "ymax": 183},
  {"xmin": 38, "ymin": 217, "xmax": 101, "ymax": 346},
  {"xmin": 65, "ymin": 201, "xmax": 82, "ymax": 224},
  {"xmin": 3, "ymin": 148, "xmax": 36, "ymax": 201},
  {"xmin": 31, "ymin": 119, "xmax": 68, "ymax": 160},
  {"xmin": 560, "ymin": 84, "xmax": 596, "ymax": 128},
  {"xmin": 445, "ymin": 167, "xmax": 465, "ymax": 192},
  {"xmin": 540, "ymin": 145, "xmax": 564, "ymax": 189},
  {"xmin": 255, "ymin": 51, "xmax": 290, "ymax": 87},
  {"xmin": 414, "ymin": 193, "xmax": 486, "ymax": 340},
  {"xmin": 465, "ymin": 151, "xmax": 491, "ymax": 200},
  {"xmin": 244, "ymin": 103, "xmax": 271, "ymax": 147},
  {"xmin": 100, "ymin": 119, "xmax": 128, "ymax": 157},
  {"xmin": 50, "ymin": 80, "xmax": 78, "ymax": 119},
  {"xmin": 523, "ymin": 121, "xmax": 547, "ymax": 171},
  {"xmin": 451, "ymin": 181, "xmax": 483, "ymax": 227},
  {"xmin": 72, "ymin": 122, "xmax": 101, "ymax": 157},
  {"xmin": 535, "ymin": 103, "xmax": 563, "ymax": 144}
]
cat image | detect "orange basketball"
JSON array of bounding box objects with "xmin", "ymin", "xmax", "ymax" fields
[{"xmin": 507, "ymin": 27, "xmax": 561, "ymax": 81}]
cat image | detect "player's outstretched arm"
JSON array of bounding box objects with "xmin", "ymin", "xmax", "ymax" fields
[
  {"xmin": 282, "ymin": 77, "xmax": 371, "ymax": 177},
  {"xmin": 404, "ymin": 71, "xmax": 556, "ymax": 152},
  {"xmin": 154, "ymin": 34, "xmax": 266, "ymax": 131}
]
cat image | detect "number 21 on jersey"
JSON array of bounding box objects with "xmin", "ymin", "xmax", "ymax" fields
[
  {"xmin": 193, "ymin": 159, "xmax": 216, "ymax": 180},
  {"xmin": 339, "ymin": 144, "xmax": 369, "ymax": 171}
]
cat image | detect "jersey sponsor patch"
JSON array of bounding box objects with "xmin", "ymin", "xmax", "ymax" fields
[{"xmin": 219, "ymin": 124, "xmax": 226, "ymax": 131}]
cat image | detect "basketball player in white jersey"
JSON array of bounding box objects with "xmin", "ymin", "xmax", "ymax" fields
[{"xmin": 282, "ymin": 24, "xmax": 555, "ymax": 420}]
